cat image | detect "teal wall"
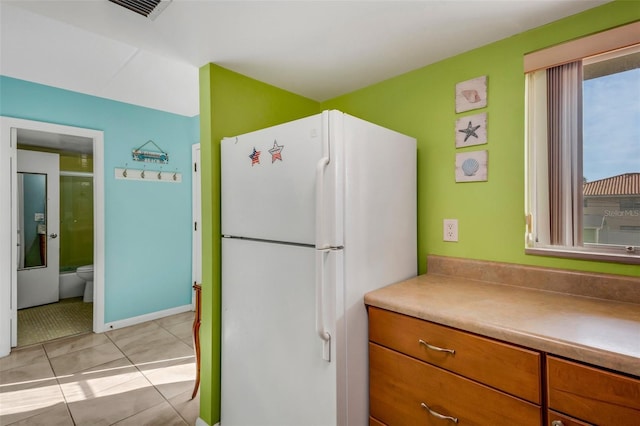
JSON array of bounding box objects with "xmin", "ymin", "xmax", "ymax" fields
[{"xmin": 1, "ymin": 76, "xmax": 199, "ymax": 322}]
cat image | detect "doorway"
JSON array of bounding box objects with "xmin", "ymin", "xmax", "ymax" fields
[{"xmin": 0, "ymin": 117, "xmax": 105, "ymax": 357}]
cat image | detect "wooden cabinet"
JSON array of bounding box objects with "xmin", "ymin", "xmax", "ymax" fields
[
  {"xmin": 547, "ymin": 410, "xmax": 592, "ymax": 426},
  {"xmin": 368, "ymin": 306, "xmax": 640, "ymax": 426},
  {"xmin": 547, "ymin": 356, "xmax": 640, "ymax": 425},
  {"xmin": 369, "ymin": 306, "xmax": 541, "ymax": 403},
  {"xmin": 368, "ymin": 307, "xmax": 542, "ymax": 425}
]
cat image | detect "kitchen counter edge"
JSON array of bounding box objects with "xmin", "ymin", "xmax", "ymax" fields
[{"xmin": 364, "ymin": 273, "xmax": 640, "ymax": 377}]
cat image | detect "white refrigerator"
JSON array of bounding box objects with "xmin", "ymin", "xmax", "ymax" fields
[{"xmin": 221, "ymin": 110, "xmax": 416, "ymax": 426}]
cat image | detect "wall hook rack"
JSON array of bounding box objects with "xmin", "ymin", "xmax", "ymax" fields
[{"xmin": 115, "ymin": 166, "xmax": 181, "ymax": 183}]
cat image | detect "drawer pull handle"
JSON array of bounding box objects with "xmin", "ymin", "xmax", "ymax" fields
[
  {"xmin": 420, "ymin": 402, "xmax": 458, "ymax": 423},
  {"xmin": 551, "ymin": 422, "xmax": 564, "ymax": 426},
  {"xmin": 419, "ymin": 339, "xmax": 455, "ymax": 355}
]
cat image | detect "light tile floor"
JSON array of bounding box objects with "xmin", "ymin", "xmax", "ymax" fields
[{"xmin": 0, "ymin": 311, "xmax": 199, "ymax": 425}]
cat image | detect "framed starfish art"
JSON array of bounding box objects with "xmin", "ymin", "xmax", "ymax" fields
[{"xmin": 455, "ymin": 112, "xmax": 487, "ymax": 148}]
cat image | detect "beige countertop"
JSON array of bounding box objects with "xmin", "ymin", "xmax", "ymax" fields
[{"xmin": 364, "ymin": 273, "xmax": 640, "ymax": 377}]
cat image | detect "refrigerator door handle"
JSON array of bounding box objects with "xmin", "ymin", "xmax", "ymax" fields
[
  {"xmin": 315, "ymin": 156, "xmax": 330, "ymax": 250},
  {"xmin": 315, "ymin": 248, "xmax": 331, "ymax": 362}
]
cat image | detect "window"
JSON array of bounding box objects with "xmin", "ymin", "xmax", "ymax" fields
[{"xmin": 524, "ymin": 22, "xmax": 640, "ymax": 264}]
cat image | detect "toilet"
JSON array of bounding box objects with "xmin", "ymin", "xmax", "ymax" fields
[{"xmin": 76, "ymin": 265, "xmax": 94, "ymax": 303}]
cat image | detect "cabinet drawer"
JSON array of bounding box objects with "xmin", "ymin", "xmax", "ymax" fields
[
  {"xmin": 547, "ymin": 410, "xmax": 592, "ymax": 426},
  {"xmin": 547, "ymin": 356, "xmax": 640, "ymax": 425},
  {"xmin": 368, "ymin": 307, "xmax": 541, "ymax": 403},
  {"xmin": 369, "ymin": 416, "xmax": 385, "ymax": 426},
  {"xmin": 369, "ymin": 342, "xmax": 541, "ymax": 426}
]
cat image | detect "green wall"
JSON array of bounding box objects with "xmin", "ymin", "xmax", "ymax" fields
[
  {"xmin": 59, "ymin": 175, "xmax": 93, "ymax": 271},
  {"xmin": 323, "ymin": 1, "xmax": 640, "ymax": 277},
  {"xmin": 199, "ymin": 2, "xmax": 639, "ymax": 423},
  {"xmin": 198, "ymin": 64, "xmax": 319, "ymax": 424}
]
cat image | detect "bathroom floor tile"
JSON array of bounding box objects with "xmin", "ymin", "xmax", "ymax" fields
[{"xmin": 17, "ymin": 298, "xmax": 92, "ymax": 347}]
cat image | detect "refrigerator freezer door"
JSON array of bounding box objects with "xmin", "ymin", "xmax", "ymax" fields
[
  {"xmin": 221, "ymin": 114, "xmax": 326, "ymax": 245},
  {"xmin": 221, "ymin": 238, "xmax": 337, "ymax": 426}
]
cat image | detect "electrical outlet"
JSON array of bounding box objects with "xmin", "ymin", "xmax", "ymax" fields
[{"xmin": 443, "ymin": 219, "xmax": 458, "ymax": 242}]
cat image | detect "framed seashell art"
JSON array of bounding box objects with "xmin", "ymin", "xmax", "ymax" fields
[
  {"xmin": 455, "ymin": 150, "xmax": 488, "ymax": 182},
  {"xmin": 455, "ymin": 76, "xmax": 487, "ymax": 113}
]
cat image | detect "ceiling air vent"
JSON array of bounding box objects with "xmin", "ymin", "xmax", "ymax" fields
[{"xmin": 108, "ymin": 0, "xmax": 172, "ymax": 20}]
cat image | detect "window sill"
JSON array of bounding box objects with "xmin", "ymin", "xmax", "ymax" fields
[{"xmin": 525, "ymin": 246, "xmax": 640, "ymax": 265}]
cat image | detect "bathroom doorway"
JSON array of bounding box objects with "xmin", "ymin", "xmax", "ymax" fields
[
  {"xmin": 0, "ymin": 117, "xmax": 105, "ymax": 356},
  {"xmin": 16, "ymin": 145, "xmax": 91, "ymax": 346}
]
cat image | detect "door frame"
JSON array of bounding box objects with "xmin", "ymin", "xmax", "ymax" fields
[
  {"xmin": 0, "ymin": 117, "xmax": 105, "ymax": 355},
  {"xmin": 192, "ymin": 143, "xmax": 201, "ymax": 307}
]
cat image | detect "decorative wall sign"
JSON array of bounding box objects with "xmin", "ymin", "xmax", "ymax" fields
[
  {"xmin": 132, "ymin": 140, "xmax": 169, "ymax": 164},
  {"xmin": 456, "ymin": 150, "xmax": 488, "ymax": 182},
  {"xmin": 455, "ymin": 76, "xmax": 487, "ymax": 113},
  {"xmin": 456, "ymin": 112, "xmax": 487, "ymax": 148}
]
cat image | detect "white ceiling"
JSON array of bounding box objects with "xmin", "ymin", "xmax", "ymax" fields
[{"xmin": 0, "ymin": 0, "xmax": 609, "ymax": 117}]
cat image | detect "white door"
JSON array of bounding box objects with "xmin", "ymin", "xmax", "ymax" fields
[
  {"xmin": 221, "ymin": 237, "xmax": 337, "ymax": 426},
  {"xmin": 16, "ymin": 149, "xmax": 60, "ymax": 309},
  {"xmin": 220, "ymin": 113, "xmax": 326, "ymax": 245}
]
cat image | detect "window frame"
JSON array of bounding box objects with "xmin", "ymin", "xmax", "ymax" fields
[{"xmin": 524, "ymin": 22, "xmax": 640, "ymax": 265}]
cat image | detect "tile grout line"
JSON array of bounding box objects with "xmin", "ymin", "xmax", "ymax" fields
[
  {"xmin": 151, "ymin": 317, "xmax": 197, "ymax": 426},
  {"xmin": 104, "ymin": 327, "xmax": 192, "ymax": 425},
  {"xmin": 42, "ymin": 343, "xmax": 78, "ymax": 426},
  {"xmin": 2, "ymin": 314, "xmax": 197, "ymax": 426}
]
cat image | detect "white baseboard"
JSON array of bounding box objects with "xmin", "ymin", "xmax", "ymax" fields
[
  {"xmin": 102, "ymin": 304, "xmax": 193, "ymax": 332},
  {"xmin": 195, "ymin": 418, "xmax": 212, "ymax": 426}
]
